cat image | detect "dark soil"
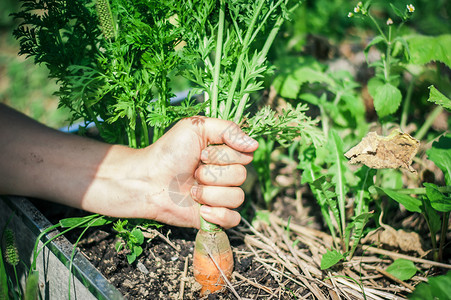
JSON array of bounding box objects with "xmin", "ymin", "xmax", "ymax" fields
[
  {"xmin": 66, "ymin": 217, "xmax": 307, "ymax": 299},
  {"xmin": 32, "ymin": 197, "xmax": 317, "ymax": 299}
]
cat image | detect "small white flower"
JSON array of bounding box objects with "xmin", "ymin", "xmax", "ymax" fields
[
  {"xmin": 386, "ymin": 18, "xmax": 393, "ymax": 25},
  {"xmin": 348, "ymin": 12, "xmax": 354, "ymax": 18},
  {"xmin": 354, "ymin": 6, "xmax": 360, "ymax": 13},
  {"xmin": 407, "ymin": 4, "xmax": 415, "ymax": 13},
  {"xmin": 357, "ymin": 1, "xmax": 363, "ymax": 7}
]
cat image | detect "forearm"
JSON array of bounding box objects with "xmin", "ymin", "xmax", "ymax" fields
[
  {"xmin": 0, "ymin": 104, "xmax": 141, "ymax": 213},
  {"xmin": 0, "ymin": 105, "xmax": 256, "ymax": 228}
]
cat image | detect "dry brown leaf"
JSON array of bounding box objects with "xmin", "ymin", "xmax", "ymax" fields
[
  {"xmin": 362, "ymin": 224, "xmax": 426, "ymax": 257},
  {"xmin": 345, "ymin": 129, "xmax": 419, "ymax": 172}
]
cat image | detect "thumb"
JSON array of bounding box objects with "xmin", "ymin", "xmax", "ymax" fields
[{"xmin": 202, "ymin": 118, "xmax": 259, "ymax": 153}]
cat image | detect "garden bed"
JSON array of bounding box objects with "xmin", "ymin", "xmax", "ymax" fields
[{"xmin": 31, "ymin": 181, "xmax": 450, "ymax": 300}]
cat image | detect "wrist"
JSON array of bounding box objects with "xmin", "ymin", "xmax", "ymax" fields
[{"xmin": 81, "ymin": 144, "xmax": 161, "ymax": 220}]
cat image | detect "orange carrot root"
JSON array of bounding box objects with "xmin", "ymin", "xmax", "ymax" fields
[{"xmin": 193, "ymin": 229, "xmax": 234, "ymax": 295}]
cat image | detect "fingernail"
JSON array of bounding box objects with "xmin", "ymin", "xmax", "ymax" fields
[
  {"xmin": 201, "ymin": 149, "xmax": 208, "ymax": 161},
  {"xmin": 200, "ymin": 205, "xmax": 211, "ymax": 214}
]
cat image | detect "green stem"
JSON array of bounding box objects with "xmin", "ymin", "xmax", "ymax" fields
[
  {"xmin": 31, "ymin": 215, "xmax": 99, "ymax": 272},
  {"xmin": 223, "ymin": 0, "xmax": 265, "ymax": 120},
  {"xmin": 13, "ymin": 266, "xmax": 21, "ymax": 299},
  {"xmin": 202, "ymin": 0, "xmax": 225, "ymax": 232},
  {"xmin": 67, "ymin": 217, "xmax": 101, "ymax": 299},
  {"xmin": 233, "ymin": 3, "xmax": 296, "ymax": 124},
  {"xmin": 400, "ymin": 76, "xmax": 415, "ymax": 130},
  {"xmin": 377, "ymin": 186, "xmax": 451, "ymax": 195},
  {"xmin": 233, "ymin": 94, "xmax": 250, "ymax": 124},
  {"xmin": 85, "ymin": 104, "xmax": 105, "ymax": 137},
  {"xmin": 422, "ymin": 197, "xmax": 439, "ymax": 261},
  {"xmin": 139, "ymin": 111, "xmax": 150, "ymax": 147},
  {"xmin": 210, "ymin": 0, "xmax": 225, "ymax": 119},
  {"xmin": 126, "ymin": 125, "xmax": 137, "ymax": 148},
  {"xmin": 368, "ymin": 14, "xmax": 388, "ymax": 43},
  {"xmin": 356, "ymin": 168, "xmax": 371, "ymax": 216},
  {"xmin": 200, "ymin": 215, "xmax": 221, "ymax": 232},
  {"xmin": 438, "ymin": 212, "xmax": 449, "ymax": 262},
  {"xmin": 414, "ymin": 106, "xmax": 444, "ymax": 141},
  {"xmin": 31, "ymin": 224, "xmax": 60, "ymax": 271},
  {"xmin": 153, "ymin": 74, "xmax": 169, "ymax": 143},
  {"xmin": 384, "ymin": 25, "xmax": 392, "ymax": 83},
  {"xmin": 320, "ymin": 105, "xmax": 329, "ymax": 138}
]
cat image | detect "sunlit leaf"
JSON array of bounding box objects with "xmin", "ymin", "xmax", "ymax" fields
[
  {"xmin": 375, "ymin": 187, "xmax": 422, "ymax": 213},
  {"xmin": 373, "ymin": 83, "xmax": 402, "ymax": 118},
  {"xmin": 131, "ymin": 228, "xmax": 144, "ymax": 245},
  {"xmin": 321, "ymin": 249, "xmax": 344, "ymax": 270},
  {"xmin": 406, "ymin": 34, "xmax": 451, "ymax": 68},
  {"xmin": 386, "ymin": 259, "xmax": 418, "ymax": 281},
  {"xmin": 427, "ymin": 85, "xmax": 451, "ymax": 111},
  {"xmin": 409, "ymin": 271, "xmax": 451, "ymax": 300},
  {"xmin": 424, "ymin": 183, "xmax": 451, "ymax": 212},
  {"xmin": 427, "ymin": 134, "xmax": 451, "ymax": 186}
]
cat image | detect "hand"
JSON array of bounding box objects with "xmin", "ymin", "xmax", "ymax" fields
[
  {"xmin": 0, "ymin": 104, "xmax": 258, "ymax": 229},
  {"xmin": 83, "ymin": 117, "xmax": 258, "ymax": 229}
]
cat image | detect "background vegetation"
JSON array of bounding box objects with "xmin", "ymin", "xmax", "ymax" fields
[{"xmin": 0, "ymin": 0, "xmax": 450, "ymax": 298}]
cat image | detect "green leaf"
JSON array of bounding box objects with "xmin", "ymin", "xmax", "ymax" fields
[
  {"xmin": 364, "ymin": 35, "xmax": 385, "ymax": 60},
  {"xmin": 254, "ymin": 210, "xmax": 271, "ymax": 226},
  {"xmin": 274, "ymin": 67, "xmax": 333, "ymax": 99},
  {"xmin": 422, "ymin": 196, "xmax": 441, "ymax": 235},
  {"xmin": 346, "ymin": 212, "xmax": 373, "ymax": 256},
  {"xmin": 25, "ymin": 270, "xmax": 39, "ymax": 300},
  {"xmin": 328, "ymin": 130, "xmax": 348, "ymax": 236},
  {"xmin": 133, "ymin": 245, "xmax": 143, "ymax": 258},
  {"xmin": 386, "ymin": 259, "xmax": 418, "ymax": 281},
  {"xmin": 426, "ymin": 134, "xmax": 451, "ymax": 186},
  {"xmin": 126, "ymin": 252, "xmax": 137, "ymax": 264},
  {"xmin": 0, "ymin": 247, "xmax": 8, "ymax": 299},
  {"xmin": 424, "ymin": 183, "xmax": 451, "ymax": 212},
  {"xmin": 408, "ymin": 271, "xmax": 451, "ymax": 300},
  {"xmin": 373, "ymin": 83, "xmax": 402, "ymax": 118},
  {"xmin": 389, "ymin": 4, "xmax": 404, "ymax": 19},
  {"xmin": 273, "ymin": 56, "xmax": 333, "ymax": 99},
  {"xmin": 376, "ymin": 187, "xmax": 422, "ymax": 213},
  {"xmin": 131, "ymin": 228, "xmax": 144, "ymax": 245},
  {"xmin": 321, "ymin": 249, "xmax": 344, "ymax": 270},
  {"xmin": 428, "ymin": 86, "xmax": 451, "ymax": 111},
  {"xmin": 406, "ymin": 34, "xmax": 451, "ymax": 69},
  {"xmin": 59, "ymin": 215, "xmax": 114, "ymax": 228},
  {"xmin": 367, "ymin": 77, "xmax": 384, "ymax": 98},
  {"xmin": 115, "ymin": 241, "xmax": 123, "ymax": 252}
]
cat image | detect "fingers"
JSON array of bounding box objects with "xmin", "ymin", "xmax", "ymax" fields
[
  {"xmin": 201, "ymin": 145, "xmax": 253, "ymax": 165},
  {"xmin": 190, "ymin": 185, "xmax": 245, "ymax": 229},
  {"xmin": 199, "ymin": 205, "xmax": 242, "ymax": 229},
  {"xmin": 191, "ymin": 185, "xmax": 244, "ymax": 208},
  {"xmin": 185, "ymin": 117, "xmax": 258, "ymax": 153},
  {"xmin": 195, "ymin": 164, "xmax": 246, "ymax": 186}
]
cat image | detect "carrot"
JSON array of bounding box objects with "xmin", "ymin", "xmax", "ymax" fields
[{"xmin": 193, "ymin": 218, "xmax": 234, "ymax": 295}]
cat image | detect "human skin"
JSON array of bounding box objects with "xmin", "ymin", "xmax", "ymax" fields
[{"xmin": 0, "ymin": 104, "xmax": 258, "ymax": 229}]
